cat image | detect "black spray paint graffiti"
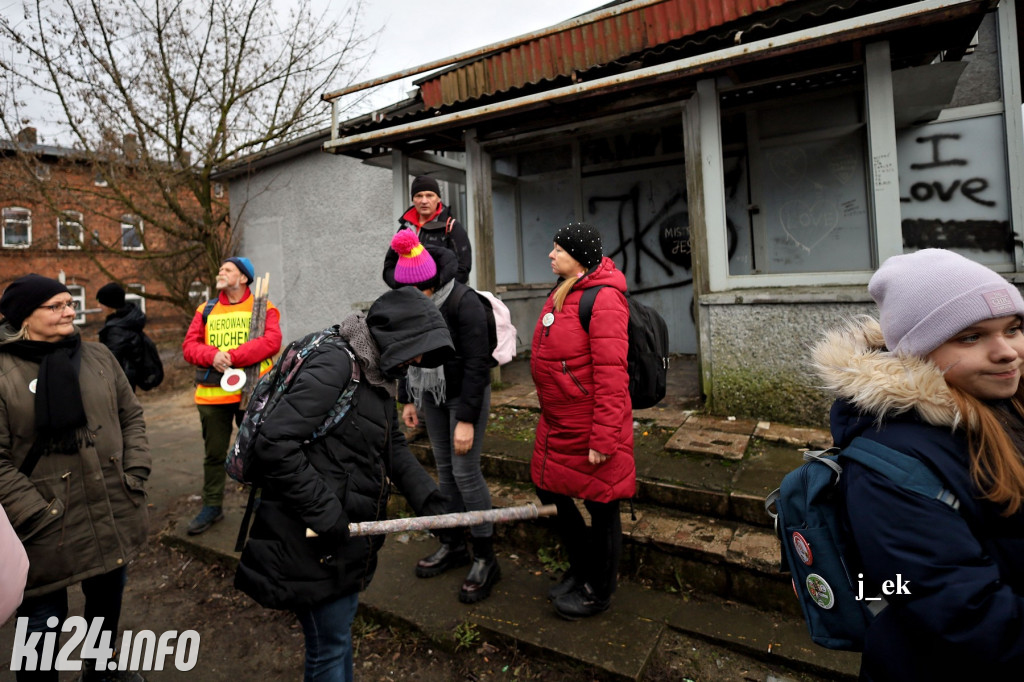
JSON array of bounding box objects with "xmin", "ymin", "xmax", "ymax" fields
[
  {"xmin": 899, "ymin": 132, "xmax": 1012, "ymax": 251},
  {"xmin": 585, "ymin": 165, "xmax": 741, "ymax": 300}
]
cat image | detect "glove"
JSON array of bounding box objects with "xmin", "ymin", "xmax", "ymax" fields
[
  {"xmin": 420, "ymin": 490, "xmax": 450, "ymax": 519},
  {"xmin": 316, "ymin": 515, "xmax": 351, "ymax": 548}
]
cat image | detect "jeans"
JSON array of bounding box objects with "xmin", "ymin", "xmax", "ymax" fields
[
  {"xmin": 294, "ymin": 592, "xmax": 360, "ymax": 682},
  {"xmin": 197, "ymin": 403, "xmax": 242, "ymax": 506},
  {"xmin": 15, "ymin": 567, "xmax": 127, "ymax": 682},
  {"xmin": 422, "ymin": 387, "xmax": 493, "ymax": 538},
  {"xmin": 535, "ymin": 487, "xmax": 622, "ymax": 599}
]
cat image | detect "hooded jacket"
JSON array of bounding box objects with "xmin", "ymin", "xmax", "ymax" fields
[
  {"xmin": 812, "ymin": 316, "xmax": 1024, "ymax": 681},
  {"xmin": 98, "ymin": 302, "xmax": 146, "ymax": 387},
  {"xmin": 234, "ymin": 288, "xmax": 454, "ymax": 611},
  {"xmin": 530, "ymin": 256, "xmax": 635, "ymax": 503},
  {"xmin": 0, "ymin": 323, "xmax": 150, "ymax": 597},
  {"xmin": 397, "ymin": 246, "xmax": 494, "ymax": 424},
  {"xmin": 383, "ymin": 202, "xmax": 472, "ymax": 285}
]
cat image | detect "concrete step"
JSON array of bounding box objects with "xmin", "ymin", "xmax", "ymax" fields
[
  {"xmin": 409, "ymin": 473, "xmax": 801, "ymax": 619},
  {"xmin": 162, "ymin": 483, "xmax": 860, "ymax": 681}
]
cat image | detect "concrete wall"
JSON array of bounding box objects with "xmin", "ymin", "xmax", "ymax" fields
[
  {"xmin": 699, "ymin": 288, "xmax": 877, "ymax": 427},
  {"xmin": 228, "ymin": 150, "xmax": 393, "ymax": 343}
]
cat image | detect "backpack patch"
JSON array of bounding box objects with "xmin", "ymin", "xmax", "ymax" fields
[
  {"xmin": 579, "ymin": 286, "xmax": 669, "ymax": 409},
  {"xmin": 135, "ymin": 333, "xmax": 164, "ymax": 391},
  {"xmin": 765, "ymin": 437, "xmax": 959, "ymax": 651},
  {"xmin": 226, "ymin": 326, "xmax": 360, "ymax": 485}
]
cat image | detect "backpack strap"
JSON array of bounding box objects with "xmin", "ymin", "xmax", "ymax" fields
[
  {"xmin": 578, "ymin": 285, "xmax": 607, "ymax": 334},
  {"xmin": 201, "ymin": 297, "xmax": 217, "ymax": 326},
  {"xmin": 234, "ymin": 485, "xmax": 260, "ymax": 553},
  {"xmin": 445, "ymin": 216, "xmax": 455, "ymax": 235},
  {"xmin": 446, "ymin": 283, "xmax": 469, "ymax": 313},
  {"xmin": 842, "ymin": 437, "xmax": 960, "ymax": 510}
]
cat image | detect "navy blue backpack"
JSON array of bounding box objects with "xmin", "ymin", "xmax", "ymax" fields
[{"xmin": 765, "ymin": 437, "xmax": 959, "ymax": 650}]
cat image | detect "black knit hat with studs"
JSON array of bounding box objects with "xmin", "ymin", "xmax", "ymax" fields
[{"xmin": 554, "ymin": 222, "xmax": 603, "ymax": 269}]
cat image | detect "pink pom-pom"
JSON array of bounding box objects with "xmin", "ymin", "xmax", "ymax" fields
[{"xmin": 391, "ymin": 229, "xmax": 421, "ymax": 255}]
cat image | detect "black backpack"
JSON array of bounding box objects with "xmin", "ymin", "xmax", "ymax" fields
[
  {"xmin": 579, "ymin": 286, "xmax": 670, "ymax": 409},
  {"xmin": 444, "ymin": 285, "xmax": 499, "ymax": 365},
  {"xmin": 135, "ymin": 333, "xmax": 164, "ymax": 391}
]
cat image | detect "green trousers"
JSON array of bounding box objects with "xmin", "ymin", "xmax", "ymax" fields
[{"xmin": 197, "ymin": 403, "xmax": 242, "ymax": 507}]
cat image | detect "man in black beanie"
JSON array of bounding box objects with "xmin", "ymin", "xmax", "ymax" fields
[
  {"xmin": 383, "ymin": 175, "xmax": 472, "ymax": 286},
  {"xmin": 97, "ymin": 282, "xmax": 150, "ymax": 392}
]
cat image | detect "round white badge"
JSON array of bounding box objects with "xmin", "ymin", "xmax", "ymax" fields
[
  {"xmin": 221, "ymin": 368, "xmax": 247, "ymax": 393},
  {"xmin": 805, "ymin": 573, "xmax": 835, "ymax": 609},
  {"xmin": 28, "ymin": 379, "xmax": 37, "ymax": 394},
  {"xmin": 542, "ymin": 312, "xmax": 555, "ymax": 327}
]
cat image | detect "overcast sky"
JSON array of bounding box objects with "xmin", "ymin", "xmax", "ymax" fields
[
  {"xmin": 343, "ymin": 0, "xmax": 610, "ymax": 112},
  {"xmin": 0, "ymin": 0, "xmax": 609, "ymax": 140}
]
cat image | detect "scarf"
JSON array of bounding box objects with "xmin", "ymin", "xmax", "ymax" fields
[
  {"xmin": 406, "ymin": 280, "xmax": 453, "ymax": 408},
  {"xmin": 338, "ymin": 312, "xmax": 396, "ymax": 399},
  {"xmin": 0, "ymin": 333, "xmax": 88, "ymax": 455}
]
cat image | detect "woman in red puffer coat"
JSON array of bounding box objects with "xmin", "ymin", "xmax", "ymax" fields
[{"xmin": 530, "ymin": 222, "xmax": 634, "ymax": 620}]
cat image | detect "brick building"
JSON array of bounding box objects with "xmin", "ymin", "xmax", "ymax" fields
[{"xmin": 0, "ymin": 128, "xmax": 211, "ymax": 344}]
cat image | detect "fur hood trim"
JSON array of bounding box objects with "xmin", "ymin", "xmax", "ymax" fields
[{"xmin": 811, "ymin": 315, "xmax": 962, "ymax": 429}]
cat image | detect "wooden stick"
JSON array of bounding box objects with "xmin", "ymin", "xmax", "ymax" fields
[{"xmin": 304, "ymin": 504, "xmax": 558, "ymax": 538}]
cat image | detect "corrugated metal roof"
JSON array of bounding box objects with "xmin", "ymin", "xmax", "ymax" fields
[{"xmin": 419, "ymin": 0, "xmax": 802, "ymax": 109}]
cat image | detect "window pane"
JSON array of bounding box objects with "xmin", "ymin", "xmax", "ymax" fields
[
  {"xmin": 65, "ymin": 285, "xmax": 86, "ymax": 325},
  {"xmin": 726, "ymin": 88, "xmax": 872, "ymax": 275},
  {"xmin": 2, "ymin": 208, "xmax": 31, "ymax": 247},
  {"xmin": 58, "ymin": 212, "xmax": 83, "ymax": 249},
  {"xmin": 897, "ymin": 114, "xmax": 1011, "ymax": 267}
]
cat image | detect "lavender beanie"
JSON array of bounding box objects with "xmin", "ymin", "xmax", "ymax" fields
[{"xmin": 869, "ymin": 248, "xmax": 1024, "ymax": 357}]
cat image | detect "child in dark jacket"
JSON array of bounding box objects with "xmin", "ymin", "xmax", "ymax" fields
[
  {"xmin": 387, "ymin": 230, "xmax": 500, "ymax": 604},
  {"xmin": 812, "ymin": 248, "xmax": 1024, "ymax": 681}
]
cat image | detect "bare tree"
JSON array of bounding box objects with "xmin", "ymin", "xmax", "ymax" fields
[{"xmin": 0, "ymin": 0, "xmax": 372, "ymax": 314}]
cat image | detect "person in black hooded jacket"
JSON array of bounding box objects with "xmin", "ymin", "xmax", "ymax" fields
[
  {"xmin": 97, "ymin": 282, "xmax": 146, "ymax": 391},
  {"xmin": 234, "ymin": 287, "xmax": 454, "ymax": 682}
]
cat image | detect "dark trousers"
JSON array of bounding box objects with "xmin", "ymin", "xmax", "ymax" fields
[
  {"xmin": 535, "ymin": 487, "xmax": 622, "ymax": 599},
  {"xmin": 15, "ymin": 567, "xmax": 127, "ymax": 682},
  {"xmin": 197, "ymin": 403, "xmax": 242, "ymax": 506}
]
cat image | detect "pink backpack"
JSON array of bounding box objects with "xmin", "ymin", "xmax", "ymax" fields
[
  {"xmin": 0, "ymin": 503, "xmax": 29, "ymax": 622},
  {"xmin": 477, "ymin": 291, "xmax": 517, "ymax": 366}
]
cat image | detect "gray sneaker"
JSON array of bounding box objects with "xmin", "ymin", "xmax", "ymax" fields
[{"xmin": 186, "ymin": 505, "xmax": 224, "ymax": 535}]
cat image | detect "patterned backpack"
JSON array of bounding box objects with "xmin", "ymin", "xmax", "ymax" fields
[{"xmin": 226, "ymin": 325, "xmax": 360, "ymax": 486}]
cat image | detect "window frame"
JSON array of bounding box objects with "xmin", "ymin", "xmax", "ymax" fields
[
  {"xmin": 57, "ymin": 210, "xmax": 85, "ymax": 250},
  {"xmin": 2, "ymin": 207, "xmax": 32, "ymax": 248},
  {"xmin": 125, "ymin": 283, "xmax": 145, "ymax": 314},
  {"xmin": 120, "ymin": 215, "xmax": 144, "ymax": 251},
  {"xmin": 65, "ymin": 284, "xmax": 86, "ymax": 325}
]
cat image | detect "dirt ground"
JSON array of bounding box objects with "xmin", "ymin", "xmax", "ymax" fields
[
  {"xmin": 0, "ymin": 364, "xmax": 832, "ymax": 681},
  {"xmin": 0, "ymin": 493, "xmax": 832, "ymax": 682}
]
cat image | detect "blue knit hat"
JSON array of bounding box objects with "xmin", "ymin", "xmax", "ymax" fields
[{"xmin": 223, "ymin": 257, "xmax": 255, "ymax": 284}]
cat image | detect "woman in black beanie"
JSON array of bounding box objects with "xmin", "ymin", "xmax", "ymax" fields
[
  {"xmin": 0, "ymin": 274, "xmax": 150, "ymax": 682},
  {"xmin": 529, "ymin": 223, "xmax": 635, "ymax": 620}
]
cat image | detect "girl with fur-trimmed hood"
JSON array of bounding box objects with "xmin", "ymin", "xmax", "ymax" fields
[{"xmin": 813, "ymin": 248, "xmax": 1024, "ymax": 681}]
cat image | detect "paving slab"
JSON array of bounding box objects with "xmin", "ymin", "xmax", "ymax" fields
[{"xmin": 664, "ymin": 428, "xmax": 749, "ymax": 460}]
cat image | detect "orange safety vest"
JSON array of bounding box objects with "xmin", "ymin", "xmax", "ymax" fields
[{"xmin": 194, "ymin": 296, "xmax": 277, "ymax": 405}]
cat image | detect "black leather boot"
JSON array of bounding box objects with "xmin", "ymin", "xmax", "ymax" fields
[
  {"xmin": 553, "ymin": 582, "xmax": 611, "ymax": 620},
  {"xmin": 415, "ymin": 540, "xmax": 470, "ymax": 578},
  {"xmin": 459, "ymin": 537, "xmax": 500, "ymax": 603},
  {"xmin": 547, "ymin": 570, "xmax": 581, "ymax": 601}
]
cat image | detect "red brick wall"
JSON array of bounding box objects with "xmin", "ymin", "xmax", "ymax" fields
[{"xmin": 0, "ymin": 154, "xmax": 213, "ymax": 345}]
